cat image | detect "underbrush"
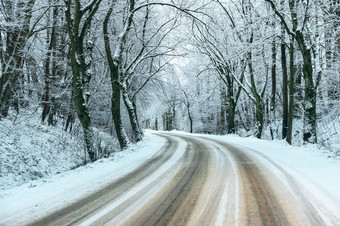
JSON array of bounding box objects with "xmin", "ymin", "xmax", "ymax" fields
[{"xmin": 0, "ymin": 108, "xmax": 119, "ymax": 190}]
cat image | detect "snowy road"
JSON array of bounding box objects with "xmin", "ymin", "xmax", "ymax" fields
[{"xmin": 22, "ymin": 132, "xmax": 340, "ymax": 226}]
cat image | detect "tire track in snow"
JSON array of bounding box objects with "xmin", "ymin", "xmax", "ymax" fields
[
  {"xmin": 29, "ymin": 134, "xmax": 179, "ymax": 226},
  {"xmin": 196, "ymin": 136, "xmax": 288, "ymax": 225},
  {"xmin": 121, "ymin": 133, "xmax": 239, "ymax": 226},
  {"xmin": 227, "ymin": 144, "xmax": 289, "ymax": 225},
  {"xmin": 115, "ymin": 135, "xmax": 210, "ymax": 226},
  {"xmin": 240, "ymin": 145, "xmax": 340, "ymax": 225},
  {"xmin": 29, "ymin": 132, "xmax": 340, "ymax": 225},
  {"xmin": 200, "ymin": 136, "xmax": 340, "ymax": 225}
]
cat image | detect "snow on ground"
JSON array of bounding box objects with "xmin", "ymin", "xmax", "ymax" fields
[
  {"xmin": 223, "ymin": 135, "xmax": 340, "ymax": 219},
  {"xmin": 78, "ymin": 135, "xmax": 187, "ymax": 226},
  {"xmin": 173, "ymin": 131, "xmax": 340, "ymax": 218},
  {"xmin": 0, "ymin": 132, "xmax": 167, "ymax": 225},
  {"xmin": 1, "ymin": 126, "xmax": 340, "ymax": 224},
  {"xmin": 0, "ymin": 109, "xmax": 85, "ymax": 190}
]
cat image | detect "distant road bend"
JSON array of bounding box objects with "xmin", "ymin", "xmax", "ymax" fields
[{"xmin": 31, "ymin": 132, "xmax": 340, "ymax": 226}]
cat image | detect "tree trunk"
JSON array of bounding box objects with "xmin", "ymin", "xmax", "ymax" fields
[
  {"xmin": 188, "ymin": 107, "xmax": 193, "ymax": 133},
  {"xmin": 69, "ymin": 36, "xmax": 95, "ymax": 159},
  {"xmin": 132, "ymin": 98, "xmax": 140, "ymax": 131},
  {"xmin": 131, "ymin": 97, "xmax": 143, "ymax": 139},
  {"xmin": 286, "ymin": 40, "xmax": 295, "ymax": 144},
  {"xmin": 255, "ymin": 101, "xmax": 264, "ymax": 139},
  {"xmin": 68, "ymin": 38, "xmax": 96, "ymax": 160},
  {"xmin": 155, "ymin": 117, "xmax": 158, "ymax": 130},
  {"xmin": 286, "ymin": 0, "xmax": 297, "ymax": 144},
  {"xmin": 270, "ymin": 39, "xmax": 277, "ymax": 139},
  {"xmin": 296, "ymin": 31, "xmax": 317, "ymax": 143},
  {"xmin": 111, "ymin": 81, "xmax": 129, "ymax": 148},
  {"xmin": 42, "ymin": 3, "xmax": 58, "ymax": 124},
  {"xmin": 73, "ymin": 73, "xmax": 96, "ymax": 160},
  {"xmin": 122, "ymin": 88, "xmax": 143, "ymax": 142},
  {"xmin": 64, "ymin": 0, "xmax": 102, "ymax": 161},
  {"xmin": 103, "ymin": 6, "xmax": 129, "ymax": 149},
  {"xmin": 220, "ymin": 84, "xmax": 227, "ymax": 134},
  {"xmin": 281, "ymin": 30, "xmax": 288, "ymax": 139},
  {"xmin": 42, "ymin": 28, "xmax": 53, "ymax": 122},
  {"xmin": 0, "ymin": 71, "xmax": 13, "ymax": 117},
  {"xmin": 248, "ymin": 49, "xmax": 264, "ymax": 139},
  {"xmin": 65, "ymin": 91, "xmax": 75, "ymax": 132},
  {"xmin": 227, "ymin": 101, "xmax": 236, "ymax": 134}
]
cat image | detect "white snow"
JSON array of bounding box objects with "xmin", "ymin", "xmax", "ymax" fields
[
  {"xmin": 0, "ymin": 109, "xmax": 85, "ymax": 190},
  {"xmin": 1, "ymin": 129, "xmax": 340, "ymax": 225},
  {"xmin": 172, "ymin": 131, "xmax": 340, "ymax": 220},
  {"xmin": 0, "ymin": 132, "xmax": 167, "ymax": 225},
  {"xmin": 214, "ymin": 144, "xmax": 240, "ymax": 226},
  {"xmin": 79, "ymin": 135, "xmax": 187, "ymax": 226}
]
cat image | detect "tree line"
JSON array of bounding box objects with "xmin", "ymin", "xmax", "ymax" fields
[
  {"xmin": 0, "ymin": 0, "xmax": 339, "ymax": 161},
  {"xmin": 151, "ymin": 0, "xmax": 339, "ymax": 147}
]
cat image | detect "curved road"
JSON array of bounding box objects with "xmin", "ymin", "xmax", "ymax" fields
[{"xmin": 30, "ymin": 132, "xmax": 340, "ymax": 226}]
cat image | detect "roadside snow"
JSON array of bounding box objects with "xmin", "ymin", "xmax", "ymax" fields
[
  {"xmin": 211, "ymin": 134, "xmax": 340, "ymax": 202},
  {"xmin": 0, "ymin": 109, "xmax": 84, "ymax": 190},
  {"xmin": 222, "ymin": 135, "xmax": 340, "ymax": 219},
  {"xmin": 2, "ymin": 128, "xmax": 340, "ymax": 225},
  {"xmin": 0, "ymin": 132, "xmax": 167, "ymax": 225},
  {"xmin": 172, "ymin": 131, "xmax": 340, "ymax": 220}
]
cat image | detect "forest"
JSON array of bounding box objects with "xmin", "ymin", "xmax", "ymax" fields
[{"xmin": 0, "ymin": 0, "xmax": 339, "ymax": 161}]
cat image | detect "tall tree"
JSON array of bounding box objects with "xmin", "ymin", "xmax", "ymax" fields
[
  {"xmin": 270, "ymin": 35, "xmax": 277, "ymax": 140},
  {"xmin": 42, "ymin": 1, "xmax": 59, "ymax": 124},
  {"xmin": 281, "ymin": 25, "xmax": 288, "ymax": 139},
  {"xmin": 119, "ymin": 8, "xmax": 178, "ymax": 142},
  {"xmin": 265, "ymin": 0, "xmax": 322, "ymax": 143},
  {"xmin": 65, "ymin": 0, "xmax": 103, "ymax": 161},
  {"xmin": 286, "ymin": 0, "xmax": 298, "ymax": 144},
  {"xmin": 103, "ymin": 3, "xmax": 130, "ymax": 149}
]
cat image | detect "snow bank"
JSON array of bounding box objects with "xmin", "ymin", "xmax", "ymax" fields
[{"xmin": 0, "ymin": 109, "xmax": 85, "ymax": 190}]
